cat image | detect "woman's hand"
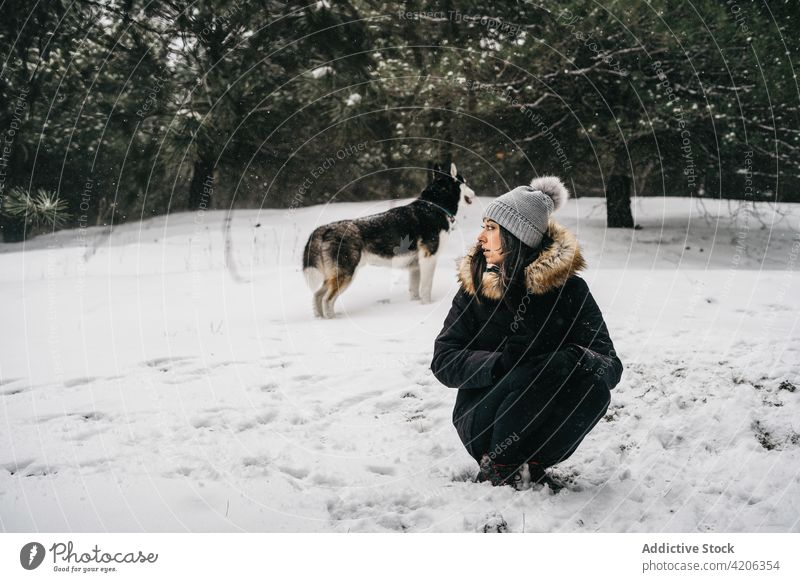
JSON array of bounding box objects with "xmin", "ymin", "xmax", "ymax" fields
[
  {"xmin": 496, "ymin": 336, "xmax": 525, "ymax": 376},
  {"xmin": 493, "ymin": 335, "xmax": 547, "ymax": 380},
  {"xmin": 528, "ymin": 346, "xmax": 583, "ymax": 386}
]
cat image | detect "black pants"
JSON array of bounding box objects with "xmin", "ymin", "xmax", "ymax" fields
[{"xmin": 452, "ymin": 360, "xmax": 611, "ymax": 467}]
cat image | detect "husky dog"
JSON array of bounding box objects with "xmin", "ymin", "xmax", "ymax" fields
[{"xmin": 303, "ymin": 162, "xmax": 475, "ymax": 318}]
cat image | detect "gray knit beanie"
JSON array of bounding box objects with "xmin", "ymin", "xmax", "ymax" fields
[{"xmin": 483, "ymin": 176, "xmax": 570, "ymax": 249}]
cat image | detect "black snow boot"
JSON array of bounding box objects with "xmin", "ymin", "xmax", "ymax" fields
[
  {"xmin": 527, "ymin": 461, "xmax": 566, "ymax": 492},
  {"xmin": 475, "ymin": 454, "xmax": 524, "ymax": 489}
]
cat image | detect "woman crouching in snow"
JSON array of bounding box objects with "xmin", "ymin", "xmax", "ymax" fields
[{"xmin": 430, "ymin": 177, "xmax": 623, "ymax": 490}]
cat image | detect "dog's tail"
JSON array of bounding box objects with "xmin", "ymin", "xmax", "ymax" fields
[{"xmin": 302, "ymin": 227, "xmax": 325, "ymax": 291}]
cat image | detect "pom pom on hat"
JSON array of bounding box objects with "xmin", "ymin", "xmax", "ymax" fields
[{"xmin": 530, "ymin": 176, "xmax": 570, "ymax": 212}]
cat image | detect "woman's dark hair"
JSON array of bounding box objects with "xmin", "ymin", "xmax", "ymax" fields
[{"xmin": 469, "ymin": 223, "xmax": 550, "ymax": 310}]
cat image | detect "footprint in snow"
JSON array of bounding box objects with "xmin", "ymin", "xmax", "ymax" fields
[
  {"xmin": 1, "ymin": 458, "xmax": 36, "ymax": 475},
  {"xmin": 21, "ymin": 464, "xmax": 59, "ymax": 478},
  {"xmin": 310, "ymin": 472, "xmax": 346, "ymax": 487},
  {"xmin": 169, "ymin": 465, "xmax": 220, "ymax": 480},
  {"xmin": 37, "ymin": 411, "xmax": 107, "ymax": 423},
  {"xmin": 241, "ymin": 456, "xmax": 271, "ymax": 475},
  {"xmin": 255, "ymin": 410, "xmax": 278, "ymax": 424},
  {"xmin": 263, "ymin": 360, "xmax": 291, "ymax": 369},
  {"xmin": 63, "ymin": 377, "xmax": 99, "ymax": 388},
  {"xmin": 190, "ymin": 416, "xmax": 225, "ymax": 430},
  {"xmin": 291, "ymin": 373, "xmax": 321, "ymax": 383},
  {"xmin": 277, "ymin": 465, "xmax": 310, "ymax": 480},
  {"xmin": 1, "ymin": 378, "xmax": 30, "ymax": 395},
  {"xmin": 287, "ymin": 413, "xmax": 309, "ymax": 425},
  {"xmin": 78, "ymin": 411, "xmax": 106, "ymax": 421},
  {"xmin": 366, "ymin": 465, "xmax": 396, "ymax": 476},
  {"xmin": 142, "ymin": 356, "xmax": 194, "ymax": 371},
  {"xmin": 242, "ymin": 456, "xmax": 270, "ymax": 468},
  {"xmin": 77, "ymin": 457, "xmax": 112, "ymax": 472}
]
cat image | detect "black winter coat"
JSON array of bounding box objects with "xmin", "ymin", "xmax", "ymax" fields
[{"xmin": 430, "ymin": 221, "xmax": 623, "ymax": 425}]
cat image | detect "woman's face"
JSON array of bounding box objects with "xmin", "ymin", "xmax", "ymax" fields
[{"xmin": 477, "ymin": 218, "xmax": 504, "ymax": 265}]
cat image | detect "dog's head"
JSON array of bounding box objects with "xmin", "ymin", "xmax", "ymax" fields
[{"xmin": 423, "ymin": 160, "xmax": 474, "ymax": 211}]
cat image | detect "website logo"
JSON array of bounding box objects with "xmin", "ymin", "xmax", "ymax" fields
[{"xmin": 20, "ymin": 542, "xmax": 46, "ymax": 570}]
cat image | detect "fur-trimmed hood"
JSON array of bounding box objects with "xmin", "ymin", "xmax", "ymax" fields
[{"xmin": 457, "ymin": 220, "xmax": 586, "ymax": 300}]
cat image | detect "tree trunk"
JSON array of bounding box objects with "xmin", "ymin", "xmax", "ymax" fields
[
  {"xmin": 606, "ymin": 174, "xmax": 634, "ymax": 228},
  {"xmin": 187, "ymin": 157, "xmax": 215, "ymax": 210}
]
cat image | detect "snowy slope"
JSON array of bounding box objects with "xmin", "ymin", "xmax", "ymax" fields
[{"xmin": 1, "ymin": 196, "xmax": 799, "ymax": 532}]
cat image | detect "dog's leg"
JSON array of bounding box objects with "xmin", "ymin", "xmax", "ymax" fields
[
  {"xmin": 312, "ymin": 287, "xmax": 326, "ymax": 318},
  {"xmin": 322, "ymin": 278, "xmax": 338, "ymax": 318},
  {"xmin": 418, "ymin": 252, "xmax": 438, "ymax": 304},
  {"xmin": 322, "ymin": 273, "xmax": 354, "ymax": 318},
  {"xmin": 408, "ymin": 259, "xmax": 421, "ymax": 300}
]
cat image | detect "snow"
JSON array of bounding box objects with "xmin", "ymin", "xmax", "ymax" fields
[
  {"xmin": 1, "ymin": 195, "xmax": 799, "ymax": 532},
  {"xmin": 308, "ymin": 66, "xmax": 334, "ymax": 79},
  {"xmin": 345, "ymin": 93, "xmax": 362, "ymax": 107}
]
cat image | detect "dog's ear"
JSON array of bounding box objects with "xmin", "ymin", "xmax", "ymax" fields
[
  {"xmin": 441, "ymin": 155, "xmax": 453, "ymax": 177},
  {"xmin": 428, "ymin": 161, "xmax": 440, "ymax": 184}
]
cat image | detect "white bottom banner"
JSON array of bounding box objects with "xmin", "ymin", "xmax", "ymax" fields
[{"xmin": 1, "ymin": 533, "xmax": 798, "ymax": 581}]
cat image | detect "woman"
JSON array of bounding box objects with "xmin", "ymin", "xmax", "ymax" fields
[{"xmin": 430, "ymin": 176, "xmax": 623, "ymax": 490}]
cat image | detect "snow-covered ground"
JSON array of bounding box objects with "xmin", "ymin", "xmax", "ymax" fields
[{"xmin": 1, "ymin": 195, "xmax": 798, "ymax": 532}]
